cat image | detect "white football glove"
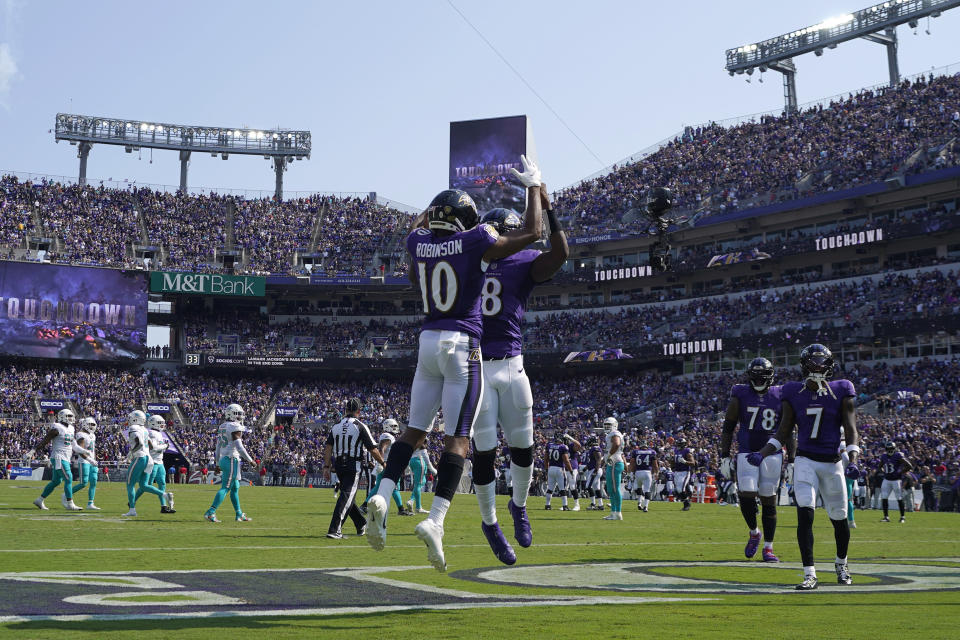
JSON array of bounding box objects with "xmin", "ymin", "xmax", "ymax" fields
[{"xmin": 509, "ymin": 154, "xmax": 541, "ymax": 188}]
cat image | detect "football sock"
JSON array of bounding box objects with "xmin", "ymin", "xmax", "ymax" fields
[
  {"xmin": 797, "ymin": 507, "xmax": 816, "ymax": 568},
  {"xmin": 831, "ymin": 517, "xmax": 850, "ymax": 560},
  {"xmin": 433, "ymin": 451, "xmax": 465, "ymax": 503},
  {"xmin": 763, "ymin": 541, "xmax": 773, "ymax": 550},
  {"xmin": 475, "ymin": 481, "xmax": 497, "ymax": 525},
  {"xmin": 545, "ymin": 491, "xmax": 552, "ymax": 507},
  {"xmin": 510, "ymin": 462, "xmax": 533, "ymax": 507},
  {"xmin": 882, "ymin": 498, "xmax": 889, "ymax": 518},
  {"xmin": 561, "ymin": 491, "xmax": 568, "ymax": 507},
  {"xmin": 428, "ymin": 497, "xmax": 451, "ymax": 526},
  {"xmin": 740, "ymin": 498, "xmax": 758, "ymax": 530},
  {"xmin": 835, "ymin": 555, "xmax": 847, "ymax": 565},
  {"xmin": 897, "ymin": 500, "xmax": 905, "ymax": 518},
  {"xmin": 761, "ymin": 503, "xmax": 777, "ymax": 542},
  {"xmin": 381, "ymin": 441, "xmax": 414, "ymax": 484}
]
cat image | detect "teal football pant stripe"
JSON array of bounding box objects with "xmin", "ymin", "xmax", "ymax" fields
[
  {"xmin": 126, "ymin": 456, "xmax": 165, "ymax": 508},
  {"xmin": 135, "ymin": 464, "xmax": 167, "ymax": 504},
  {"xmin": 40, "ymin": 459, "xmax": 73, "ymax": 500},
  {"xmin": 845, "ymin": 477, "xmax": 856, "ymax": 523},
  {"xmin": 364, "ymin": 471, "xmax": 403, "ymax": 510},
  {"xmin": 409, "ymin": 458, "xmax": 425, "ymax": 510},
  {"xmin": 72, "ymin": 462, "xmax": 98, "ymax": 502},
  {"xmin": 207, "ymin": 457, "xmax": 242, "ymax": 517},
  {"xmin": 605, "ymin": 461, "xmax": 624, "ymax": 513}
]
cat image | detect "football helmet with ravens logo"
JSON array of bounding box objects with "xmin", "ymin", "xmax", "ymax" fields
[
  {"xmin": 426, "ymin": 189, "xmax": 479, "ymax": 234},
  {"xmin": 480, "ymin": 208, "xmax": 522, "ymax": 235},
  {"xmin": 746, "ymin": 357, "xmax": 775, "ymax": 392}
]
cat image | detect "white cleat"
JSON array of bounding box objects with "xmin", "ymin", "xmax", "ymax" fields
[
  {"xmin": 64, "ymin": 500, "xmax": 83, "ymax": 511},
  {"xmin": 165, "ymin": 492, "xmax": 175, "ymax": 509},
  {"xmin": 87, "ymin": 503, "xmax": 102, "ymax": 510},
  {"xmin": 365, "ymin": 495, "xmax": 388, "ymax": 551},
  {"xmin": 406, "ymin": 498, "xmax": 415, "ymax": 512},
  {"xmin": 572, "ymin": 501, "xmax": 581, "ymax": 512},
  {"xmin": 603, "ymin": 512, "xmax": 623, "ymax": 520},
  {"xmin": 122, "ymin": 509, "xmax": 138, "ymax": 517},
  {"xmin": 61, "ymin": 495, "xmax": 69, "ymax": 509},
  {"xmin": 415, "ymin": 519, "xmax": 447, "ymax": 572},
  {"xmin": 33, "ymin": 497, "xmax": 48, "ymax": 510}
]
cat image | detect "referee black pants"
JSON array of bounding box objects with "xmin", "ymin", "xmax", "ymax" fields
[{"xmin": 329, "ymin": 460, "xmax": 365, "ymax": 535}]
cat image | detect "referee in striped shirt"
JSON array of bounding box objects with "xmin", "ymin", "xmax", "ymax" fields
[{"xmin": 324, "ymin": 398, "xmax": 384, "ymax": 539}]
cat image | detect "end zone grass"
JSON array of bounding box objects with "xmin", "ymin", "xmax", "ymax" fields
[{"xmin": 1, "ymin": 480, "xmax": 957, "ymax": 639}]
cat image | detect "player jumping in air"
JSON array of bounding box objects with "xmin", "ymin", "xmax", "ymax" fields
[
  {"xmin": 365, "ymin": 156, "xmax": 543, "ymax": 571},
  {"xmin": 750, "ymin": 344, "xmax": 859, "ymax": 590},
  {"xmin": 720, "ymin": 357, "xmax": 784, "ymax": 562},
  {"xmin": 29, "ymin": 409, "xmax": 93, "ymax": 511},
  {"xmin": 205, "ymin": 404, "xmax": 256, "ymax": 523},
  {"xmin": 471, "ymin": 185, "xmax": 568, "ymax": 563}
]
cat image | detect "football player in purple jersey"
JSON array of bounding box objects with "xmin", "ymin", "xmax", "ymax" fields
[
  {"xmin": 720, "ymin": 357, "xmax": 785, "ymax": 562},
  {"xmin": 365, "ymin": 156, "xmax": 543, "ymax": 572},
  {"xmin": 584, "ymin": 437, "xmax": 605, "ymax": 510},
  {"xmin": 878, "ymin": 441, "xmax": 913, "ymax": 523},
  {"xmin": 544, "ymin": 432, "xmax": 573, "ymax": 512},
  {"xmin": 626, "ymin": 436, "xmax": 658, "ymax": 512},
  {"xmin": 471, "ymin": 182, "xmax": 568, "ymax": 563},
  {"xmin": 750, "ymin": 344, "xmax": 860, "ymax": 590},
  {"xmin": 672, "ymin": 438, "xmax": 697, "ymax": 511}
]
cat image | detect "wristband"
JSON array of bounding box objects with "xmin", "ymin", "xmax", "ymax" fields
[
  {"xmin": 766, "ymin": 438, "xmax": 783, "ymax": 452},
  {"xmin": 545, "ymin": 208, "xmax": 562, "ymax": 233},
  {"xmin": 844, "ymin": 444, "xmax": 861, "ymax": 454}
]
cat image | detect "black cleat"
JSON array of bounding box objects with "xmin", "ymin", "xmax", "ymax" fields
[
  {"xmin": 161, "ymin": 506, "xmax": 176, "ymax": 514},
  {"xmin": 835, "ymin": 563, "xmax": 852, "ymax": 585},
  {"xmin": 796, "ymin": 575, "xmax": 819, "ymax": 591},
  {"xmin": 356, "ymin": 523, "xmax": 367, "ymax": 536},
  {"xmin": 561, "ymin": 506, "xmax": 571, "ymax": 511},
  {"xmin": 544, "ymin": 505, "xmax": 552, "ymax": 510}
]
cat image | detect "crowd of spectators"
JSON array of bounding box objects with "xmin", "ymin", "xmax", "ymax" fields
[{"xmin": 553, "ymin": 74, "xmax": 960, "ymax": 237}]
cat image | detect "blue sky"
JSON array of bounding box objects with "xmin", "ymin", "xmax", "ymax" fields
[{"xmin": 1, "ymin": 0, "xmax": 959, "ymax": 207}]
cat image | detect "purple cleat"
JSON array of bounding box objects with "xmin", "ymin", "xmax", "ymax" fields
[
  {"xmin": 744, "ymin": 531, "xmax": 761, "ymax": 559},
  {"xmin": 481, "ymin": 522, "xmax": 517, "ymax": 565},
  {"xmin": 507, "ymin": 499, "xmax": 532, "ymax": 548},
  {"xmin": 762, "ymin": 547, "xmax": 780, "ymax": 563}
]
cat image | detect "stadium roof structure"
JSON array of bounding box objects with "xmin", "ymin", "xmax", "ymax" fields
[
  {"xmin": 725, "ymin": 0, "xmax": 960, "ymax": 113},
  {"xmin": 54, "ymin": 113, "xmax": 311, "ymax": 199}
]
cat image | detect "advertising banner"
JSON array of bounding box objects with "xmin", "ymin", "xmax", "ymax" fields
[
  {"xmin": 449, "ymin": 115, "xmax": 529, "ymax": 213},
  {"xmin": 0, "ymin": 261, "xmax": 147, "ymax": 361},
  {"xmin": 38, "ymin": 399, "xmax": 65, "ymax": 410},
  {"xmin": 149, "ymin": 271, "xmax": 265, "ymax": 297},
  {"xmin": 146, "ymin": 403, "xmax": 171, "ymax": 413},
  {"xmin": 564, "ymin": 348, "xmax": 633, "ymax": 363},
  {"xmin": 275, "ymin": 406, "xmax": 299, "ymax": 417}
]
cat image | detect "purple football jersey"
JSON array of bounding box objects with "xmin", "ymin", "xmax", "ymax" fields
[
  {"xmin": 673, "ymin": 447, "xmax": 693, "ymax": 472},
  {"xmin": 783, "ymin": 379, "xmax": 855, "ymax": 459},
  {"xmin": 633, "ymin": 447, "xmax": 657, "ymax": 470},
  {"xmin": 585, "ymin": 445, "xmax": 602, "ymax": 470},
  {"xmin": 732, "ymin": 384, "xmax": 783, "ymax": 453},
  {"xmin": 480, "ymin": 249, "xmax": 541, "ymax": 358},
  {"xmin": 407, "ymin": 224, "xmax": 499, "ymax": 339},
  {"xmin": 880, "ymin": 452, "xmax": 906, "ymax": 480},
  {"xmin": 569, "ymin": 448, "xmax": 580, "ymax": 470},
  {"xmin": 547, "ymin": 442, "xmax": 569, "ymax": 468}
]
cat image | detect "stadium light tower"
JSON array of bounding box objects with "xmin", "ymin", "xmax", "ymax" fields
[
  {"xmin": 54, "ymin": 114, "xmax": 311, "ymax": 199},
  {"xmin": 725, "ymin": 0, "xmax": 960, "ymax": 113}
]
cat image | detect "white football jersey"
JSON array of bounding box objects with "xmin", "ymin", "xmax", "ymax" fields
[
  {"xmin": 605, "ymin": 429, "xmax": 624, "ymax": 464},
  {"xmin": 126, "ymin": 425, "xmax": 151, "ymax": 458},
  {"xmin": 217, "ymin": 421, "xmax": 246, "ymax": 460},
  {"xmin": 379, "ymin": 432, "xmax": 395, "ymax": 457},
  {"xmin": 50, "ymin": 423, "xmax": 75, "ymax": 462},
  {"xmin": 412, "ymin": 448, "xmax": 431, "ymax": 467},
  {"xmin": 75, "ymin": 430, "xmax": 96, "ymax": 460},
  {"xmin": 148, "ymin": 428, "xmax": 166, "ymax": 464}
]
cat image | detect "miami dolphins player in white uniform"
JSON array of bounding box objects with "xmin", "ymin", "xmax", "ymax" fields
[
  {"xmin": 29, "ymin": 409, "xmax": 92, "ymax": 511},
  {"xmin": 407, "ymin": 444, "xmax": 436, "ymax": 513},
  {"xmin": 603, "ymin": 417, "xmax": 624, "ymax": 521},
  {"xmin": 123, "ymin": 410, "xmax": 171, "ymax": 517},
  {"xmin": 205, "ymin": 404, "xmax": 256, "ymax": 523},
  {"xmin": 135, "ymin": 415, "xmax": 176, "ymax": 514},
  {"xmin": 71, "ymin": 417, "xmax": 101, "ymax": 510}
]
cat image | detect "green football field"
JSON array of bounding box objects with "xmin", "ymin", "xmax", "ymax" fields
[{"xmin": 1, "ymin": 479, "xmax": 958, "ymax": 639}]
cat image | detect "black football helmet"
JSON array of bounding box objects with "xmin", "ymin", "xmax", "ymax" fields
[
  {"xmin": 799, "ymin": 344, "xmax": 835, "ymax": 378},
  {"xmin": 885, "ymin": 441, "xmax": 896, "ymax": 453},
  {"xmin": 554, "ymin": 430, "xmax": 566, "ymax": 443},
  {"xmin": 426, "ymin": 189, "xmax": 479, "ymax": 234},
  {"xmin": 646, "ymin": 186, "xmax": 674, "ymax": 215},
  {"xmin": 480, "ymin": 208, "xmax": 521, "ymax": 235},
  {"xmin": 746, "ymin": 357, "xmax": 775, "ymax": 392},
  {"xmin": 675, "ymin": 438, "xmax": 687, "ymax": 449}
]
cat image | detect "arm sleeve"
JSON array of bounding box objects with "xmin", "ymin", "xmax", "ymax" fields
[{"xmin": 235, "ymin": 438, "xmax": 255, "ymax": 465}]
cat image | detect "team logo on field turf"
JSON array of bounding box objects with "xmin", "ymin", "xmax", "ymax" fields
[
  {"xmin": 0, "ymin": 567, "xmax": 707, "ymax": 622},
  {"xmin": 461, "ymin": 560, "xmax": 960, "ymax": 594}
]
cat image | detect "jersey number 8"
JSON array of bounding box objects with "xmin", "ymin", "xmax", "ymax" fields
[{"xmin": 481, "ymin": 278, "xmax": 502, "ymax": 316}]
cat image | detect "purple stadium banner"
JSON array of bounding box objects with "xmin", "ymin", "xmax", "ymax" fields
[
  {"xmin": 449, "ymin": 115, "xmax": 529, "ymax": 213},
  {"xmin": 0, "ymin": 261, "xmax": 147, "ymax": 361}
]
